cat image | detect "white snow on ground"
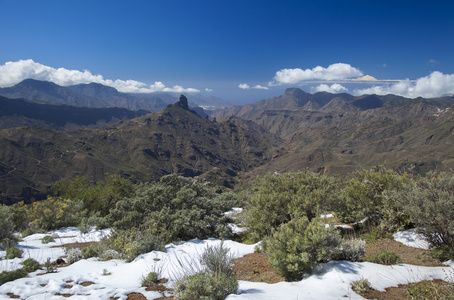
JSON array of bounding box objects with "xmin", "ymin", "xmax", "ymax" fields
[
  {"xmin": 393, "ymin": 228, "xmax": 431, "ymax": 250},
  {"xmin": 0, "ymin": 228, "xmax": 453, "ymax": 299},
  {"xmin": 320, "ymin": 213, "xmax": 334, "ymax": 219}
]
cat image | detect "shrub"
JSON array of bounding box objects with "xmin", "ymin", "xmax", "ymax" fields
[
  {"xmin": 245, "ymin": 171, "xmax": 341, "ymax": 241},
  {"xmin": 107, "ymin": 174, "xmax": 235, "ymax": 243},
  {"xmin": 101, "ymin": 229, "xmax": 164, "ymax": 261},
  {"xmin": 81, "ymin": 245, "xmax": 103, "ymax": 259},
  {"xmin": 65, "ymin": 248, "xmax": 83, "ymax": 264},
  {"xmin": 336, "ymin": 166, "xmax": 410, "ymax": 225},
  {"xmin": 100, "ymin": 249, "xmax": 121, "ymax": 261},
  {"xmin": 21, "ymin": 228, "xmax": 46, "ymax": 238},
  {"xmin": 22, "ymin": 258, "xmax": 41, "ymax": 272},
  {"xmin": 43, "ymin": 258, "xmax": 57, "ymax": 273},
  {"xmin": 6, "ymin": 247, "xmax": 23, "ymax": 259},
  {"xmin": 390, "ymin": 172, "xmax": 454, "ymax": 259},
  {"xmin": 41, "ymin": 235, "xmax": 55, "ymax": 244},
  {"xmin": 201, "ymin": 241, "xmax": 234, "ymax": 275},
  {"xmin": 0, "ymin": 268, "xmax": 28, "ymax": 285},
  {"xmin": 28, "ymin": 197, "xmax": 81, "ymax": 231},
  {"xmin": 0, "ymin": 205, "xmax": 16, "ymax": 249},
  {"xmin": 142, "ymin": 272, "xmax": 159, "ymax": 287},
  {"xmin": 336, "ymin": 238, "xmax": 366, "ymax": 262},
  {"xmin": 352, "ymin": 278, "xmax": 374, "ymax": 295},
  {"xmin": 265, "ymin": 217, "xmax": 342, "ymax": 280},
  {"xmin": 52, "ymin": 174, "xmax": 137, "ymax": 217},
  {"xmin": 407, "ymin": 280, "xmax": 454, "ymax": 300},
  {"xmin": 366, "ymin": 250, "xmax": 401, "ymax": 265},
  {"xmin": 174, "ymin": 271, "xmax": 238, "ymax": 300}
]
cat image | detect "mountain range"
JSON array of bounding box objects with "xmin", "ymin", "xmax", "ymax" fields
[{"xmin": 1, "ymin": 81, "xmax": 454, "ymax": 204}]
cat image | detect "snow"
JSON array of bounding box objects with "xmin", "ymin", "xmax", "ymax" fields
[
  {"xmin": 393, "ymin": 228, "xmax": 431, "ymax": 250},
  {"xmin": 1, "ymin": 228, "xmax": 453, "ymax": 299}
]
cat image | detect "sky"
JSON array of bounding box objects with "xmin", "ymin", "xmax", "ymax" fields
[{"xmin": 1, "ymin": 0, "xmax": 454, "ymax": 104}]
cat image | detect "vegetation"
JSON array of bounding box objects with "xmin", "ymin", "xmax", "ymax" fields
[
  {"xmin": 22, "ymin": 258, "xmax": 40, "ymax": 272},
  {"xmin": 108, "ymin": 174, "xmax": 236, "ymax": 243},
  {"xmin": 0, "ymin": 205, "xmax": 16, "ymax": 249},
  {"xmin": 366, "ymin": 250, "xmax": 402, "ymax": 265},
  {"xmin": 174, "ymin": 242, "xmax": 238, "ymax": 300},
  {"xmin": 351, "ymin": 278, "xmax": 374, "ymax": 295},
  {"xmin": 264, "ymin": 217, "xmax": 342, "ymax": 280},
  {"xmin": 5, "ymin": 247, "xmax": 23, "ymax": 259},
  {"xmin": 41, "ymin": 235, "xmax": 55, "ymax": 244},
  {"xmin": 245, "ymin": 170, "xmax": 340, "ymax": 241}
]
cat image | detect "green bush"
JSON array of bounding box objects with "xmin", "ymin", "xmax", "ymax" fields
[
  {"xmin": 101, "ymin": 229, "xmax": 164, "ymax": 261},
  {"xmin": 201, "ymin": 242, "xmax": 233, "ymax": 275},
  {"xmin": 41, "ymin": 235, "xmax": 55, "ymax": 244},
  {"xmin": 336, "ymin": 166, "xmax": 410, "ymax": 226},
  {"xmin": 174, "ymin": 271, "xmax": 238, "ymax": 300},
  {"xmin": 0, "ymin": 268, "xmax": 28, "ymax": 285},
  {"xmin": 52, "ymin": 174, "xmax": 137, "ymax": 217},
  {"xmin": 142, "ymin": 272, "xmax": 159, "ymax": 287},
  {"xmin": 335, "ymin": 238, "xmax": 366, "ymax": 262},
  {"xmin": 390, "ymin": 172, "xmax": 454, "ymax": 259},
  {"xmin": 245, "ymin": 171, "xmax": 341, "ymax": 241},
  {"xmin": 265, "ymin": 217, "xmax": 342, "ymax": 280},
  {"xmin": 107, "ymin": 174, "xmax": 235, "ymax": 242},
  {"xmin": 366, "ymin": 250, "xmax": 401, "ymax": 265},
  {"xmin": 22, "ymin": 258, "xmax": 41, "ymax": 272},
  {"xmin": 6, "ymin": 247, "xmax": 23, "ymax": 259},
  {"xmin": 81, "ymin": 245, "xmax": 103, "ymax": 259},
  {"xmin": 0, "ymin": 205, "xmax": 16, "ymax": 249},
  {"xmin": 27, "ymin": 197, "xmax": 81, "ymax": 231}
]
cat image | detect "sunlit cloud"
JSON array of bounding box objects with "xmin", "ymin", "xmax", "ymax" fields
[
  {"xmin": 354, "ymin": 71, "xmax": 454, "ymax": 98},
  {"xmin": 205, "ymin": 88, "xmax": 213, "ymax": 92},
  {"xmin": 272, "ymin": 63, "xmax": 363, "ymax": 85},
  {"xmin": 311, "ymin": 83, "xmax": 348, "ymax": 94},
  {"xmin": 238, "ymin": 83, "xmax": 250, "ymax": 89},
  {"xmin": 252, "ymin": 85, "xmax": 269, "ymax": 90},
  {"xmin": 0, "ymin": 59, "xmax": 200, "ymax": 93}
]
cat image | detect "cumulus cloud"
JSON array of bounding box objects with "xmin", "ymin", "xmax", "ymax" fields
[
  {"xmin": 311, "ymin": 83, "xmax": 348, "ymax": 93},
  {"xmin": 0, "ymin": 59, "xmax": 199, "ymax": 93},
  {"xmin": 272, "ymin": 63, "xmax": 363, "ymax": 85},
  {"xmin": 205, "ymin": 88, "xmax": 213, "ymax": 92},
  {"xmin": 238, "ymin": 83, "xmax": 250, "ymax": 89},
  {"xmin": 353, "ymin": 71, "xmax": 454, "ymax": 98}
]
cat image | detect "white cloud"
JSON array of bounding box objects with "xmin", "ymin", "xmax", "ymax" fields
[
  {"xmin": 272, "ymin": 63, "xmax": 363, "ymax": 84},
  {"xmin": 205, "ymin": 88, "xmax": 213, "ymax": 92},
  {"xmin": 252, "ymin": 85, "xmax": 269, "ymax": 90},
  {"xmin": 353, "ymin": 71, "xmax": 454, "ymax": 98},
  {"xmin": 0, "ymin": 59, "xmax": 200, "ymax": 93},
  {"xmin": 312, "ymin": 83, "xmax": 348, "ymax": 93},
  {"xmin": 238, "ymin": 83, "xmax": 250, "ymax": 89}
]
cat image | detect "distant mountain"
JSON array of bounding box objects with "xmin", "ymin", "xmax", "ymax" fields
[
  {"xmin": 0, "ymin": 95, "xmax": 149, "ymax": 130},
  {"xmin": 212, "ymin": 88, "xmax": 454, "ymax": 181},
  {"xmin": 0, "ymin": 97, "xmax": 279, "ymax": 204},
  {"xmin": 0, "ymin": 79, "xmax": 223, "ymax": 113}
]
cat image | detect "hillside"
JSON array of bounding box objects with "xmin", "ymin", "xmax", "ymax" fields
[
  {"xmin": 0, "ymin": 95, "xmax": 149, "ymax": 130},
  {"xmin": 0, "ymin": 96, "xmax": 278, "ymax": 204},
  {"xmin": 213, "ymin": 88, "xmax": 454, "ymax": 178}
]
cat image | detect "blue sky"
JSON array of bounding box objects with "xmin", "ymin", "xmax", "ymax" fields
[{"xmin": 1, "ymin": 0, "xmax": 453, "ymax": 104}]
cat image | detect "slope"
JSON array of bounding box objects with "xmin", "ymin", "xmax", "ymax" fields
[{"xmin": 0, "ymin": 97, "xmax": 279, "ymax": 204}]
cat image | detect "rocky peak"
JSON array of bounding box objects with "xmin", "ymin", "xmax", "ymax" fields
[{"xmin": 177, "ymin": 94, "xmax": 189, "ymax": 110}]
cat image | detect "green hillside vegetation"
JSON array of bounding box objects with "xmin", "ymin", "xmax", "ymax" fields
[{"xmin": 2, "ymin": 167, "xmax": 454, "ymax": 282}]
